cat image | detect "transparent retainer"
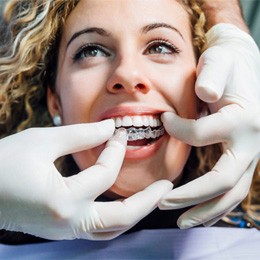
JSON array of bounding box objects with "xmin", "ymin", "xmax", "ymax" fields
[{"xmin": 117, "ymin": 126, "xmax": 165, "ymax": 141}]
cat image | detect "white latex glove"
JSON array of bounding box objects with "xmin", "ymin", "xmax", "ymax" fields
[
  {"xmin": 0, "ymin": 120, "xmax": 173, "ymax": 240},
  {"xmin": 159, "ymin": 24, "xmax": 260, "ymax": 228}
]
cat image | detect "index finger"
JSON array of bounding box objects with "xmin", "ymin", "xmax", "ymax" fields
[
  {"xmin": 159, "ymin": 149, "xmax": 252, "ymax": 209},
  {"xmin": 65, "ymin": 129, "xmax": 127, "ymax": 198},
  {"xmin": 92, "ymin": 180, "xmax": 173, "ymax": 232}
]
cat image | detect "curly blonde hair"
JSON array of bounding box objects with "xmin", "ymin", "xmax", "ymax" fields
[
  {"xmin": 0, "ymin": 0, "xmax": 79, "ymax": 135},
  {"xmin": 0, "ymin": 0, "xmax": 259, "ymax": 225}
]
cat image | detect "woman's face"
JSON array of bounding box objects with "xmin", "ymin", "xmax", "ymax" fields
[{"xmin": 48, "ymin": 0, "xmax": 198, "ymax": 198}]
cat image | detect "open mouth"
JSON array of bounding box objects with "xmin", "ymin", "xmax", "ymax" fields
[{"xmin": 112, "ymin": 114, "xmax": 165, "ymax": 149}]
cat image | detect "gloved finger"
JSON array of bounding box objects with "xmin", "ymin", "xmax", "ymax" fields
[
  {"xmin": 159, "ymin": 149, "xmax": 253, "ymax": 210},
  {"xmin": 88, "ymin": 230, "xmax": 126, "ymax": 241},
  {"xmin": 161, "ymin": 107, "xmax": 237, "ymax": 146},
  {"xmin": 203, "ymin": 212, "xmax": 229, "ymax": 227},
  {"xmin": 177, "ymin": 197, "xmax": 239, "ymax": 229},
  {"xmin": 65, "ymin": 129, "xmax": 127, "ymax": 198},
  {"xmin": 92, "ymin": 180, "xmax": 173, "ymax": 232},
  {"xmin": 195, "ymin": 46, "xmax": 232, "ymax": 103},
  {"xmin": 176, "ymin": 158, "xmax": 257, "ymax": 229},
  {"xmin": 192, "ymin": 202, "xmax": 241, "ymax": 228},
  {"xmin": 43, "ymin": 119, "xmax": 116, "ymax": 160}
]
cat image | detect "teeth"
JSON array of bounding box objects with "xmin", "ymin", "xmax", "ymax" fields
[
  {"xmin": 116, "ymin": 126, "xmax": 165, "ymax": 141},
  {"xmin": 132, "ymin": 116, "xmax": 143, "ymax": 127},
  {"xmin": 115, "ymin": 117, "xmax": 122, "ymax": 128},
  {"xmin": 143, "ymin": 116, "xmax": 149, "ymax": 127},
  {"xmin": 149, "ymin": 116, "xmax": 154, "ymax": 127},
  {"xmin": 113, "ymin": 115, "xmax": 164, "ymax": 143},
  {"xmin": 113, "ymin": 115, "xmax": 162, "ymax": 128},
  {"xmin": 122, "ymin": 116, "xmax": 132, "ymax": 127}
]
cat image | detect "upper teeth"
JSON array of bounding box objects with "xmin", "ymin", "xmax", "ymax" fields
[{"xmin": 113, "ymin": 115, "xmax": 162, "ymax": 128}]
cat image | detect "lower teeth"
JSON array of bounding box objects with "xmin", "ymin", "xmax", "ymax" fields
[{"xmin": 116, "ymin": 126, "xmax": 165, "ymax": 141}]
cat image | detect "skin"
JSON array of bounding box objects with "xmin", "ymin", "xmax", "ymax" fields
[
  {"xmin": 199, "ymin": 0, "xmax": 249, "ymax": 32},
  {"xmin": 48, "ymin": 0, "xmax": 199, "ymax": 198}
]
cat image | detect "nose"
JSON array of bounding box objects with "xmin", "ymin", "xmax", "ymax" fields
[{"xmin": 106, "ymin": 56, "xmax": 151, "ymax": 94}]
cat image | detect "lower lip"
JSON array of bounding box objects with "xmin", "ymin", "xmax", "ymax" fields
[
  {"xmin": 125, "ymin": 134, "xmax": 167, "ymax": 160},
  {"xmin": 94, "ymin": 134, "xmax": 167, "ymax": 161}
]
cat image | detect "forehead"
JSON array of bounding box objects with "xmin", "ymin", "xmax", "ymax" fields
[{"xmin": 63, "ymin": 0, "xmax": 191, "ymax": 40}]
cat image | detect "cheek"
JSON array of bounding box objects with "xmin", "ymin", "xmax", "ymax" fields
[
  {"xmin": 173, "ymin": 70, "xmax": 198, "ymax": 118},
  {"xmin": 73, "ymin": 150, "xmax": 97, "ymax": 171},
  {"xmin": 56, "ymin": 69, "xmax": 106, "ymax": 124},
  {"xmin": 155, "ymin": 65, "xmax": 198, "ymax": 118},
  {"xmin": 165, "ymin": 138, "xmax": 191, "ymax": 183}
]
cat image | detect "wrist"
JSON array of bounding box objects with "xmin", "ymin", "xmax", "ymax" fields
[{"xmin": 199, "ymin": 0, "xmax": 249, "ymax": 32}]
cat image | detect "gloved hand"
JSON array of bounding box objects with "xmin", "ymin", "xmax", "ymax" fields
[
  {"xmin": 0, "ymin": 120, "xmax": 173, "ymax": 240},
  {"xmin": 159, "ymin": 24, "xmax": 260, "ymax": 228}
]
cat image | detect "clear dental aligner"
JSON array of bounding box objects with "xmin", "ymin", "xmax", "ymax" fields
[{"xmin": 117, "ymin": 126, "xmax": 165, "ymax": 141}]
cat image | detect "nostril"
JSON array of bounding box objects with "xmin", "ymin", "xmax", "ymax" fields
[
  {"xmin": 136, "ymin": 83, "xmax": 149, "ymax": 93},
  {"xmin": 136, "ymin": 84, "xmax": 145, "ymax": 90},
  {"xmin": 111, "ymin": 83, "xmax": 150, "ymax": 93},
  {"xmin": 113, "ymin": 83, "xmax": 123, "ymax": 90}
]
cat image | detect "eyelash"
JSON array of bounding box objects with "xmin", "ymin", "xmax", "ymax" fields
[
  {"xmin": 72, "ymin": 38, "xmax": 181, "ymax": 62},
  {"xmin": 146, "ymin": 38, "xmax": 181, "ymax": 55},
  {"xmin": 73, "ymin": 43, "xmax": 110, "ymax": 61}
]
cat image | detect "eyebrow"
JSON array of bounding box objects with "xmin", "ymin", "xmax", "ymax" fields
[
  {"xmin": 67, "ymin": 22, "xmax": 184, "ymax": 48},
  {"xmin": 67, "ymin": 27, "xmax": 111, "ymax": 48},
  {"xmin": 142, "ymin": 22, "xmax": 184, "ymax": 41}
]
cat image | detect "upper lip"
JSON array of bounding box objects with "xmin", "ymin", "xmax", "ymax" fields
[{"xmin": 98, "ymin": 106, "xmax": 165, "ymax": 121}]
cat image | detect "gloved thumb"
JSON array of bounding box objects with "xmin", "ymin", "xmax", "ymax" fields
[
  {"xmin": 44, "ymin": 119, "xmax": 116, "ymax": 160},
  {"xmin": 195, "ymin": 46, "xmax": 232, "ymax": 103}
]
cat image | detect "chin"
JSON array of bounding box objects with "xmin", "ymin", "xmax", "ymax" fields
[
  {"xmin": 107, "ymin": 177, "xmax": 154, "ymax": 198},
  {"xmin": 105, "ymin": 163, "xmax": 183, "ymax": 199},
  {"xmin": 73, "ymin": 133, "xmax": 190, "ymax": 199}
]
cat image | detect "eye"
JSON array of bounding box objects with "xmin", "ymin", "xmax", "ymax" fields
[
  {"xmin": 146, "ymin": 39, "xmax": 180, "ymax": 55},
  {"xmin": 73, "ymin": 44, "xmax": 110, "ymax": 61}
]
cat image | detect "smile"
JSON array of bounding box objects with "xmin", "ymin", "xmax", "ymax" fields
[{"xmin": 98, "ymin": 106, "xmax": 168, "ymax": 159}]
